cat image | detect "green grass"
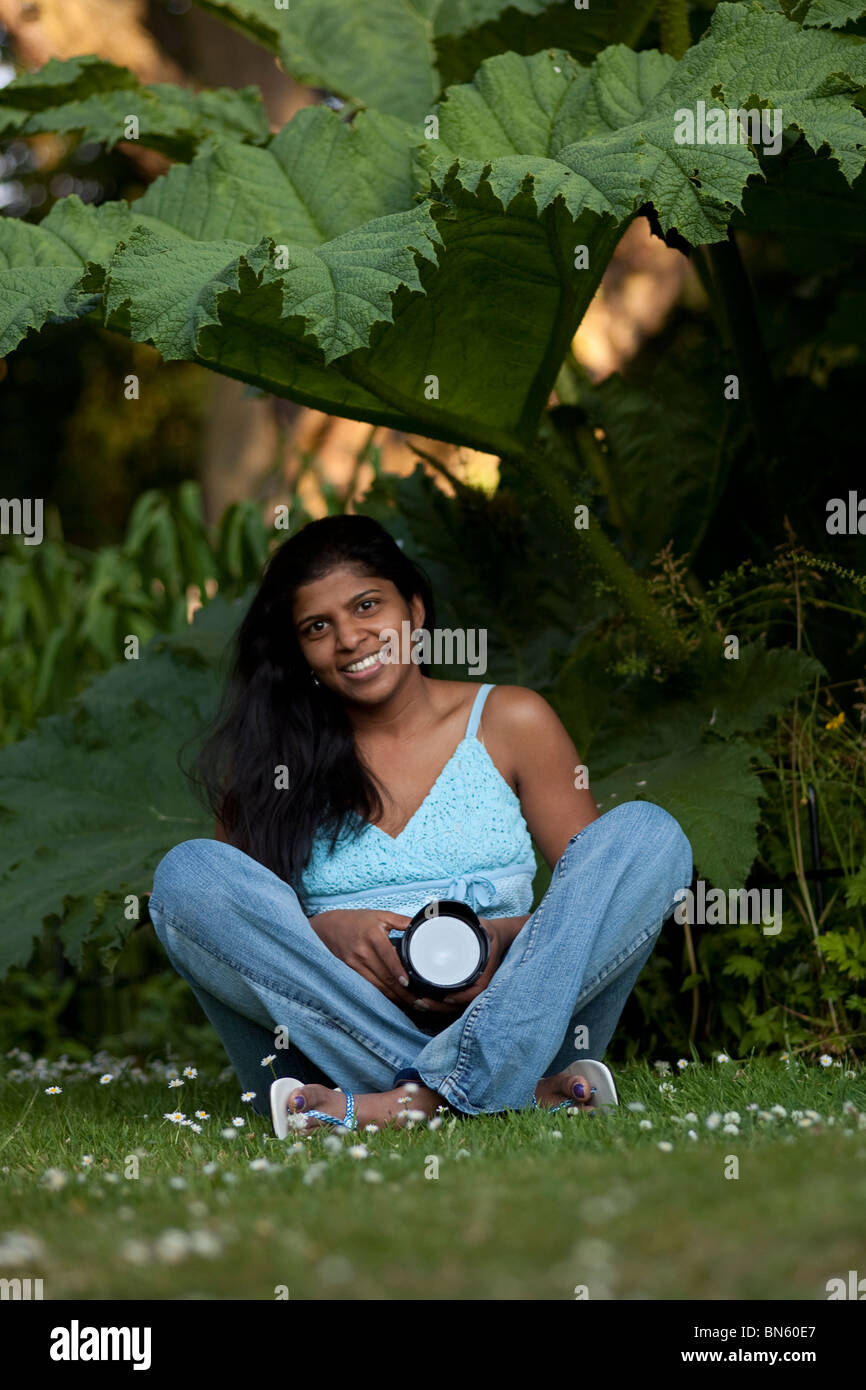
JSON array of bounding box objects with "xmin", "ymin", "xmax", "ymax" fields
[{"xmin": 1, "ymin": 1050, "xmax": 864, "ymax": 1300}]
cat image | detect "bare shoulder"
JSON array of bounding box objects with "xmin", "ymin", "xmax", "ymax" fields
[{"xmin": 483, "ymin": 685, "xmax": 560, "ymax": 736}]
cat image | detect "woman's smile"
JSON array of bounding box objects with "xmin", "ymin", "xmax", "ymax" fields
[{"xmin": 339, "ymin": 648, "xmax": 387, "ymax": 680}]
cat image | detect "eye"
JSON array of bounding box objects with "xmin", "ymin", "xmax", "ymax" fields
[
  {"xmin": 357, "ymin": 598, "xmax": 378, "ymax": 613},
  {"xmin": 305, "ymin": 619, "xmax": 328, "ymax": 635}
]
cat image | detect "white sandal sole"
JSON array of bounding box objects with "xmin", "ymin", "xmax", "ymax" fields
[
  {"xmin": 564, "ymin": 1059, "xmax": 619, "ymax": 1110},
  {"xmin": 270, "ymin": 1077, "xmax": 347, "ymax": 1139}
]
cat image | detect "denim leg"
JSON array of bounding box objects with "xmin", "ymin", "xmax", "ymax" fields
[
  {"xmin": 402, "ymin": 800, "xmax": 693, "ymax": 1114},
  {"xmin": 542, "ymin": 927, "xmax": 663, "ymax": 1078},
  {"xmin": 167, "ymin": 961, "xmax": 337, "ymax": 1116},
  {"xmin": 148, "ymin": 838, "xmax": 433, "ymax": 1104}
]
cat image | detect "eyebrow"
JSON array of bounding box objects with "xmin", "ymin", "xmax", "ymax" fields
[{"xmin": 296, "ymin": 587, "xmax": 383, "ymax": 629}]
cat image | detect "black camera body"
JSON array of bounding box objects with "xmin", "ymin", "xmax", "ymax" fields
[{"xmin": 397, "ymin": 898, "xmax": 490, "ymax": 1000}]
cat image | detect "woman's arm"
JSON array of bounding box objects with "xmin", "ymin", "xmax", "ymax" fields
[{"xmin": 486, "ymin": 686, "xmax": 600, "ymax": 870}]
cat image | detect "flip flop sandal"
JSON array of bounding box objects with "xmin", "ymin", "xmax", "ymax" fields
[
  {"xmin": 531, "ymin": 1059, "xmax": 620, "ymax": 1115},
  {"xmin": 270, "ymin": 1076, "xmax": 359, "ymax": 1139}
]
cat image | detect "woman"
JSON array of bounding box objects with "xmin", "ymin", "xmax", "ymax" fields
[{"xmin": 148, "ymin": 515, "xmax": 693, "ymax": 1135}]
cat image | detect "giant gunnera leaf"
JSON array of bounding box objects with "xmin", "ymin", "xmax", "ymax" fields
[
  {"xmin": 0, "ymin": 597, "xmax": 246, "ymax": 973},
  {"xmin": 2, "ymin": 3, "xmax": 866, "ymax": 452},
  {"xmin": 426, "ymin": 4, "xmax": 866, "ymax": 244},
  {"xmin": 761, "ymin": 0, "xmax": 866, "ymax": 27},
  {"xmin": 0, "ymin": 55, "xmax": 270, "ymax": 159},
  {"xmin": 190, "ymin": 0, "xmax": 659, "ymax": 121}
]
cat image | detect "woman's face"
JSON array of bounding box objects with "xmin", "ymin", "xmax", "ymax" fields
[{"xmin": 292, "ymin": 563, "xmax": 425, "ymax": 699}]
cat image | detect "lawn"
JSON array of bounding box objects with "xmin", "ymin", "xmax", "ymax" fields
[{"xmin": 1, "ymin": 1050, "xmax": 864, "ymax": 1301}]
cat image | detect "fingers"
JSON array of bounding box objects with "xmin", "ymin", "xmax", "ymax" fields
[
  {"xmin": 374, "ymin": 912, "xmax": 412, "ymax": 929},
  {"xmin": 361, "ymin": 936, "xmax": 420, "ymax": 1009}
]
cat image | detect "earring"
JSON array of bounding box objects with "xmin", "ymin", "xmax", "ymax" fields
[{"xmin": 309, "ymin": 669, "xmax": 320, "ymax": 687}]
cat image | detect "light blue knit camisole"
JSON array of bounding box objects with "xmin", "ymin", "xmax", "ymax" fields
[{"xmin": 297, "ymin": 684, "xmax": 537, "ymax": 921}]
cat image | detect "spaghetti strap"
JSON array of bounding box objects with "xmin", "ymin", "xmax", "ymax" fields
[{"xmin": 465, "ymin": 683, "xmax": 494, "ymax": 741}]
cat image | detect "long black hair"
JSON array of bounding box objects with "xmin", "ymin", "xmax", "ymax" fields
[{"xmin": 189, "ymin": 514, "xmax": 436, "ymax": 887}]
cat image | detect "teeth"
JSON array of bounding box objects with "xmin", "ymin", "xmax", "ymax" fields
[{"xmin": 344, "ymin": 651, "xmax": 382, "ymax": 673}]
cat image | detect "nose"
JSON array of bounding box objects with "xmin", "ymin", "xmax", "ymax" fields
[{"xmin": 333, "ymin": 615, "xmax": 374, "ymax": 652}]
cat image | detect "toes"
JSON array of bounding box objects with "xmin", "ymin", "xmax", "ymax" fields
[{"xmin": 569, "ymin": 1075, "xmax": 592, "ymax": 1104}]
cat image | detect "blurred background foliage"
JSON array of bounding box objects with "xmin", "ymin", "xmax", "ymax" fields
[{"xmin": 0, "ymin": 0, "xmax": 864, "ymax": 1068}]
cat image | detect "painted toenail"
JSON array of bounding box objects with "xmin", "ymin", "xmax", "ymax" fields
[
  {"xmin": 574, "ymin": 1083, "xmax": 585, "ymax": 1097},
  {"xmin": 294, "ymin": 1095, "xmax": 305, "ymax": 1110}
]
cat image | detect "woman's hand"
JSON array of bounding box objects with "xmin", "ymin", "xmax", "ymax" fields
[{"xmin": 307, "ymin": 909, "xmax": 420, "ymax": 1010}]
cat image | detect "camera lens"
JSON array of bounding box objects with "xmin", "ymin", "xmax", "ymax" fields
[
  {"xmin": 407, "ymin": 913, "xmax": 482, "ymax": 986},
  {"xmin": 399, "ymin": 899, "xmax": 490, "ymax": 997}
]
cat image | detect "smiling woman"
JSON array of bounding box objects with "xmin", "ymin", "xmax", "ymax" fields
[{"xmin": 147, "ymin": 515, "xmax": 693, "ymax": 1138}]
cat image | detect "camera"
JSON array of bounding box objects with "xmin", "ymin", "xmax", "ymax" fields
[{"xmin": 397, "ymin": 898, "xmax": 490, "ymax": 999}]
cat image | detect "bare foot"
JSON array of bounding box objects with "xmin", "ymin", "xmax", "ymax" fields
[
  {"xmin": 281, "ymin": 1068, "xmax": 596, "ymax": 1134},
  {"xmin": 534, "ymin": 1069, "xmax": 595, "ymax": 1110},
  {"xmin": 283, "ymin": 1081, "xmax": 450, "ymax": 1134}
]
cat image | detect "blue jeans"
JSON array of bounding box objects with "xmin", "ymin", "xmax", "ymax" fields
[{"xmin": 147, "ymin": 800, "xmax": 692, "ymax": 1117}]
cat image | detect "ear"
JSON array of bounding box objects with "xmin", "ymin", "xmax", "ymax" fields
[{"xmin": 409, "ymin": 592, "xmax": 426, "ymax": 631}]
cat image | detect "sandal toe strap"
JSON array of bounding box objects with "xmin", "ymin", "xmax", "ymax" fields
[{"xmin": 301, "ymin": 1090, "xmax": 358, "ymax": 1131}]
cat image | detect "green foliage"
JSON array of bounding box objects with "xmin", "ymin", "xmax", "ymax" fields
[
  {"xmin": 0, "ymin": 55, "xmax": 270, "ymax": 158},
  {"xmin": 427, "ymin": 13, "xmax": 866, "ymax": 243},
  {"xmin": 0, "ymin": 483, "xmax": 273, "ymax": 745},
  {"xmin": 763, "ymin": 0, "xmax": 866, "ymax": 26},
  {"xmin": 0, "ymin": 594, "xmax": 241, "ymax": 974},
  {"xmin": 191, "ymin": 0, "xmax": 659, "ymax": 120},
  {"xmin": 3, "ymin": 3, "xmax": 866, "ymax": 454}
]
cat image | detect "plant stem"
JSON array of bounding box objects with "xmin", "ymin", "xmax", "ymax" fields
[
  {"xmin": 656, "ymin": 3, "xmax": 782, "ymax": 468},
  {"xmin": 699, "ymin": 236, "xmax": 785, "ymax": 467},
  {"xmin": 514, "ymin": 435, "xmax": 690, "ymax": 671},
  {"xmin": 657, "ymin": 0, "xmax": 691, "ymax": 60},
  {"xmin": 682, "ymin": 920, "xmax": 701, "ymax": 1042}
]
